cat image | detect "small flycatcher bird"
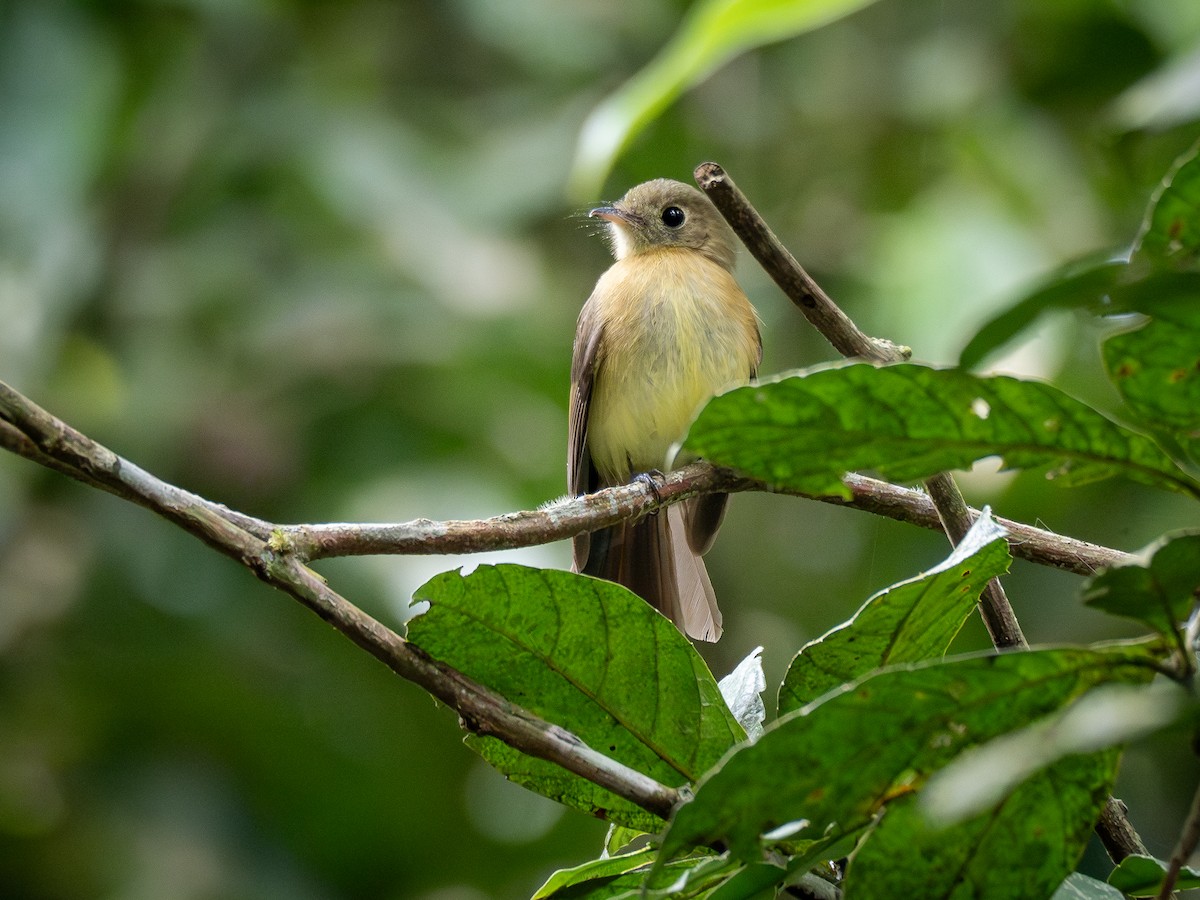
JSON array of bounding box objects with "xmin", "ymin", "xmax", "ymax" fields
[{"xmin": 569, "ymin": 178, "xmax": 762, "ymax": 641}]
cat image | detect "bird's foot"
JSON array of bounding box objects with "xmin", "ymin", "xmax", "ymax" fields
[{"xmin": 631, "ymin": 469, "xmax": 666, "ymax": 502}]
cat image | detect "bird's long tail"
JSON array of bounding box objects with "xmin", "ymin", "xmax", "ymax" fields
[{"xmin": 580, "ymin": 500, "xmax": 723, "ymax": 642}]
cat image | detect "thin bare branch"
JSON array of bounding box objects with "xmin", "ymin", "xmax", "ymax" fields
[
  {"xmin": 695, "ymin": 162, "xmax": 907, "ymax": 364},
  {"xmin": 273, "ymin": 466, "xmax": 1134, "ymax": 576},
  {"xmin": 2, "ymin": 380, "xmax": 1133, "ymax": 579},
  {"xmin": 275, "ymin": 464, "xmax": 726, "ymax": 559}
]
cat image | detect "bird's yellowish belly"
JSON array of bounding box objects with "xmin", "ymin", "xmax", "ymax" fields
[{"xmin": 587, "ymin": 249, "xmax": 758, "ymax": 484}]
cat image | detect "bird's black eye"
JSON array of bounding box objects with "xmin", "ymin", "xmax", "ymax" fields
[{"xmin": 661, "ymin": 206, "xmax": 685, "ymax": 228}]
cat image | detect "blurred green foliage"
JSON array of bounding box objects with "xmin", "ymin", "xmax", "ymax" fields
[{"xmin": 1, "ymin": 0, "xmax": 1199, "ymax": 897}]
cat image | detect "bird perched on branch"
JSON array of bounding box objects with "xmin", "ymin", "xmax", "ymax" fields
[{"xmin": 569, "ymin": 178, "xmax": 762, "ymax": 641}]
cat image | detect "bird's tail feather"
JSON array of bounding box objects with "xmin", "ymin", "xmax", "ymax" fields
[{"xmin": 579, "ymin": 502, "xmax": 722, "ymax": 642}]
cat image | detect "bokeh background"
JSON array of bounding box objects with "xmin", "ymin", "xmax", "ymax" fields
[{"xmin": 2, "ymin": 1, "xmax": 1199, "ymax": 897}]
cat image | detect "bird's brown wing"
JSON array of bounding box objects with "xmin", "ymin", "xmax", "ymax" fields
[
  {"xmin": 568, "ymin": 305, "xmax": 604, "ymax": 571},
  {"xmin": 684, "ymin": 332, "xmax": 762, "ymax": 555}
]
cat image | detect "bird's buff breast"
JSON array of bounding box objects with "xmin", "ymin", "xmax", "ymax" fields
[{"xmin": 587, "ymin": 250, "xmax": 758, "ymax": 484}]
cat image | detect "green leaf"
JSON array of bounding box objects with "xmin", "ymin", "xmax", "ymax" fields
[
  {"xmin": 685, "ymin": 363, "xmax": 1200, "ymax": 500},
  {"xmin": 1083, "ymin": 531, "xmax": 1200, "ymax": 637},
  {"xmin": 1108, "ymin": 853, "xmax": 1200, "ymax": 896},
  {"xmin": 958, "ymin": 255, "xmax": 1126, "ymax": 370},
  {"xmin": 923, "ymin": 680, "xmax": 1187, "ymax": 824},
  {"xmin": 604, "ymin": 824, "xmax": 647, "ymax": 856},
  {"xmin": 1108, "ymin": 143, "xmax": 1200, "ymax": 457},
  {"xmin": 408, "ymin": 565, "xmax": 744, "ymax": 831},
  {"xmin": 532, "ymin": 847, "xmax": 656, "ymax": 899},
  {"xmin": 1134, "ymin": 141, "xmax": 1200, "ymax": 270},
  {"xmin": 660, "ymin": 645, "xmax": 1158, "ymax": 862},
  {"xmin": 844, "ymin": 751, "xmax": 1119, "ymax": 900},
  {"xmin": 957, "ymin": 265, "xmax": 1200, "ymax": 374},
  {"xmin": 1052, "ymin": 872, "xmax": 1128, "ymax": 900},
  {"xmin": 959, "ymin": 142, "xmax": 1200, "ymax": 368},
  {"xmin": 706, "ymin": 861, "xmax": 790, "ymax": 900},
  {"xmin": 568, "ymin": 0, "xmax": 879, "ymax": 198},
  {"xmin": 778, "ymin": 509, "xmax": 1012, "ymax": 713},
  {"xmin": 1103, "ymin": 296, "xmax": 1200, "ymax": 460},
  {"xmin": 534, "ymin": 850, "xmax": 744, "ymax": 899}
]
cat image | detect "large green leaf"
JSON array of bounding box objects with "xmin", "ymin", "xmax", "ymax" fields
[
  {"xmin": 407, "ymin": 565, "xmax": 744, "ymax": 831},
  {"xmin": 660, "ymin": 645, "xmax": 1158, "ymax": 862},
  {"xmin": 568, "ymin": 0, "xmax": 879, "ymax": 198},
  {"xmin": 778, "ymin": 509, "xmax": 1012, "ymax": 713},
  {"xmin": 843, "ymin": 751, "xmax": 1119, "ymax": 900},
  {"xmin": 684, "ymin": 363, "xmax": 1200, "ymax": 499},
  {"xmin": 922, "ymin": 679, "xmax": 1187, "ymax": 825},
  {"xmin": 1083, "ymin": 530, "xmax": 1200, "ymax": 638}
]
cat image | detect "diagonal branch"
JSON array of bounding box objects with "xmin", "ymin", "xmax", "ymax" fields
[
  {"xmin": 691, "ymin": 164, "xmax": 906, "ymax": 364},
  {"xmin": 0, "ymin": 382, "xmax": 679, "ymax": 822},
  {"xmin": 695, "ymin": 161, "xmax": 1024, "ymax": 646},
  {"xmin": 692, "ymin": 161, "xmax": 1140, "ymax": 859}
]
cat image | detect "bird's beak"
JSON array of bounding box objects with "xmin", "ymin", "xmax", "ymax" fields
[{"xmin": 589, "ymin": 205, "xmax": 642, "ymax": 227}]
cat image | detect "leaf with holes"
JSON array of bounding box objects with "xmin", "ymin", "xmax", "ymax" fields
[{"xmin": 1103, "ymin": 294, "xmax": 1200, "ymax": 461}]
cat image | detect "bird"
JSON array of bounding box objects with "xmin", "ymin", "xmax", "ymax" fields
[{"xmin": 568, "ymin": 178, "xmax": 762, "ymax": 641}]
